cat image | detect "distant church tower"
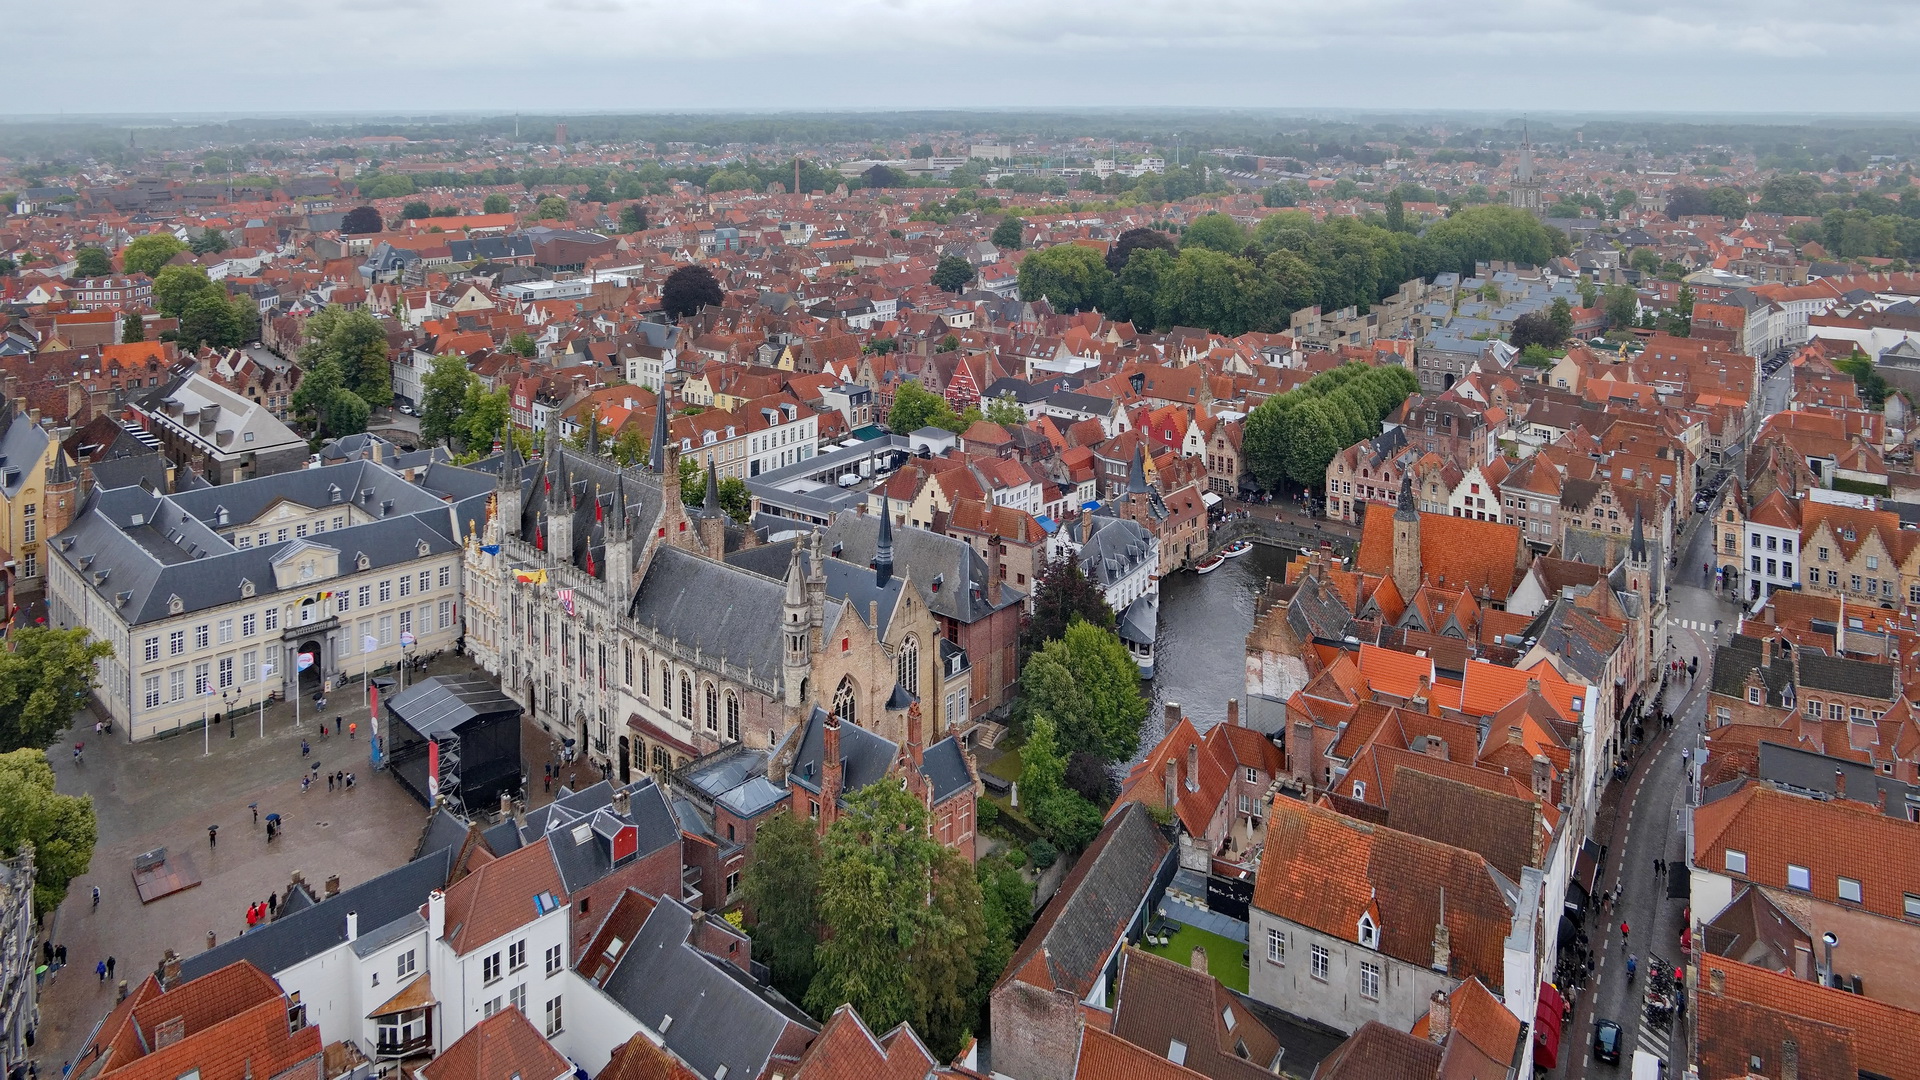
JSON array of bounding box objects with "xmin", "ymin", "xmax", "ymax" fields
[
  {"xmin": 1510, "ymin": 121, "xmax": 1544, "ymax": 215},
  {"xmin": 1391, "ymin": 472, "xmax": 1422, "ymax": 600}
]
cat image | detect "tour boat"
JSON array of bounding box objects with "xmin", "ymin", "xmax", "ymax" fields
[
  {"xmin": 1221, "ymin": 540, "xmax": 1253, "ymax": 559},
  {"xmin": 1194, "ymin": 552, "xmax": 1226, "ymax": 575}
]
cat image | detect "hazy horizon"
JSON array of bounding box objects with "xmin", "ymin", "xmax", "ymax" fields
[{"xmin": 18, "ymin": 0, "xmax": 1920, "ymax": 117}]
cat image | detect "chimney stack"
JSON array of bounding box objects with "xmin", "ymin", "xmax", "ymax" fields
[
  {"xmin": 1835, "ymin": 770, "xmax": 1847, "ymax": 799},
  {"xmin": 613, "ymin": 786, "xmax": 632, "ymax": 817},
  {"xmin": 345, "ymin": 911, "xmax": 358, "ymax": 943},
  {"xmin": 325, "ymin": 874, "xmax": 340, "ymax": 898},
  {"xmin": 1762, "ymin": 636, "xmax": 1774, "ymax": 667},
  {"xmin": 1186, "ymin": 743, "xmax": 1199, "ymax": 792},
  {"xmin": 823, "ymin": 713, "xmax": 843, "ymax": 812},
  {"xmin": 1165, "ymin": 759, "xmax": 1179, "ymax": 809},
  {"xmin": 429, "ymin": 890, "xmax": 446, "ymax": 940},
  {"xmin": 500, "ymin": 791, "xmax": 512, "ymax": 819},
  {"xmin": 1532, "ymin": 754, "xmax": 1552, "ymax": 800},
  {"xmin": 162, "ymin": 950, "xmax": 182, "ymax": 987},
  {"xmin": 1427, "ymin": 990, "xmax": 1451, "ymax": 1044},
  {"xmin": 1226, "ymin": 698, "xmax": 1240, "ymax": 727},
  {"xmin": 1165, "ymin": 701, "xmax": 1182, "ymax": 729},
  {"xmin": 906, "ymin": 701, "xmax": 924, "ymax": 770}
]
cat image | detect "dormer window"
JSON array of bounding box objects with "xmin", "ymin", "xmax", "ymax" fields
[
  {"xmin": 1358, "ymin": 913, "xmax": 1378, "ymax": 949},
  {"xmin": 1747, "ymin": 686, "xmax": 1762, "ymax": 705}
]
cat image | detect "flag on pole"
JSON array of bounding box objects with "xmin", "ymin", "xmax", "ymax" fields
[
  {"xmin": 400, "ymin": 631, "xmax": 416, "ymax": 648},
  {"xmin": 557, "ymin": 588, "xmax": 575, "ymax": 617},
  {"xmin": 261, "ymin": 660, "xmax": 277, "ymax": 681},
  {"xmin": 363, "ymin": 635, "xmax": 379, "ymax": 654},
  {"xmin": 481, "ymin": 544, "xmax": 501, "ymax": 556},
  {"xmin": 514, "ymin": 569, "xmax": 549, "ymax": 585},
  {"xmin": 296, "ymin": 652, "xmax": 316, "ymax": 672}
]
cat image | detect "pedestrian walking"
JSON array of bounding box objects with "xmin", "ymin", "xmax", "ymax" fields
[
  {"xmin": 106, "ymin": 956, "xmax": 114, "ymax": 980},
  {"xmin": 345, "ymin": 772, "xmax": 355, "ymax": 789},
  {"xmin": 55, "ymin": 944, "xmax": 66, "ymax": 967},
  {"xmin": 91, "ymin": 886, "xmax": 99, "ymax": 908},
  {"xmin": 95, "ymin": 960, "xmax": 105, "ymax": 983},
  {"xmin": 267, "ymin": 894, "xmax": 276, "ymax": 916},
  {"xmin": 1621, "ymin": 921, "xmax": 1630, "ymax": 944},
  {"xmin": 265, "ymin": 820, "xmax": 275, "ymax": 843},
  {"xmin": 207, "ymin": 824, "xmax": 219, "ymax": 847},
  {"xmin": 300, "ymin": 775, "xmax": 310, "ymax": 794},
  {"xmin": 348, "ymin": 722, "xmax": 357, "ymax": 740},
  {"xmin": 327, "ymin": 773, "xmax": 334, "ymax": 793},
  {"xmin": 250, "ymin": 803, "xmax": 258, "ymax": 826},
  {"xmin": 301, "ymin": 739, "xmax": 310, "ymax": 758}
]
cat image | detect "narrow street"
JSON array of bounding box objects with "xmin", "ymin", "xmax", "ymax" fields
[{"xmin": 1556, "ymin": 439, "xmax": 1749, "ymax": 1078}]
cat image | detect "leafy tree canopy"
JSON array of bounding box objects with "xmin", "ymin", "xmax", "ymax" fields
[
  {"xmin": 0, "ymin": 749, "xmax": 97, "ymax": 913},
  {"xmin": 1017, "ymin": 619, "xmax": 1147, "ymax": 763},
  {"xmin": 121, "ymin": 234, "xmax": 187, "ymax": 277},
  {"xmin": 932, "ymin": 255, "xmax": 976, "ymax": 294},
  {"xmin": 0, "ymin": 627, "xmax": 114, "ymax": 754},
  {"xmin": 73, "ymin": 247, "xmax": 111, "ymax": 277},
  {"xmin": 661, "ymin": 264, "xmax": 724, "ymax": 321}
]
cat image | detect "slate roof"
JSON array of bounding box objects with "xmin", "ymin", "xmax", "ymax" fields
[
  {"xmin": 632, "ymin": 545, "xmax": 822, "ymax": 687},
  {"xmin": 1796, "ymin": 649, "xmax": 1896, "ymax": 701},
  {"xmin": 997, "ymin": 801, "xmax": 1171, "ymax": 997},
  {"xmin": 53, "ymin": 460, "xmax": 463, "ymax": 625},
  {"xmin": 1067, "ymin": 514, "xmax": 1156, "ymax": 590},
  {"xmin": 1383, "ymin": 767, "xmax": 1542, "ymax": 883},
  {"xmin": 175, "ymin": 847, "xmax": 452, "ymax": 984},
  {"xmin": 817, "ymin": 512, "xmax": 1023, "ymax": 623},
  {"xmin": 532, "ymin": 779, "xmax": 681, "ymax": 895},
  {"xmin": 599, "ymin": 896, "xmax": 818, "ymax": 1080},
  {"xmin": 784, "ymin": 706, "xmax": 973, "ymax": 806},
  {"xmin": 1710, "ymin": 635, "xmax": 1796, "ymax": 708}
]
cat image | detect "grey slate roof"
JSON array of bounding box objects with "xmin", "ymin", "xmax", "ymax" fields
[
  {"xmin": 175, "ymin": 846, "xmax": 452, "ymax": 985},
  {"xmin": 1710, "ymin": 635, "xmax": 1795, "ymax": 707},
  {"xmin": 997, "ymin": 801, "xmax": 1171, "ymax": 997},
  {"xmin": 818, "ymin": 513, "xmax": 1024, "ymax": 623},
  {"xmin": 534, "ymin": 779, "xmax": 681, "ymax": 894},
  {"xmin": 783, "ymin": 705, "xmax": 973, "ymax": 807},
  {"xmin": 52, "ymin": 460, "xmax": 465, "ymax": 626},
  {"xmin": 1797, "ymin": 649, "xmax": 1896, "ymax": 701},
  {"xmin": 1065, "ymin": 514, "xmax": 1155, "ymax": 591},
  {"xmin": 0, "ymin": 404, "xmax": 51, "ymax": 499},
  {"xmin": 631, "ymin": 545, "xmax": 821, "ymax": 687},
  {"xmin": 600, "ymin": 897, "xmax": 817, "ymax": 1080}
]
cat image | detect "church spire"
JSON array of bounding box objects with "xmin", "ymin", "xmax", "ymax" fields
[
  {"xmin": 875, "ymin": 495, "xmax": 894, "ymax": 589},
  {"xmin": 1630, "ymin": 504, "xmax": 1648, "ymax": 563},
  {"xmin": 703, "ymin": 457, "xmax": 721, "ymax": 514},
  {"xmin": 648, "ymin": 393, "xmax": 670, "ymax": 474},
  {"xmin": 1395, "ymin": 470, "xmax": 1418, "ymax": 521},
  {"xmin": 1127, "ymin": 442, "xmax": 1148, "ymax": 495}
]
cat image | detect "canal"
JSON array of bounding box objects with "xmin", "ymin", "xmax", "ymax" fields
[{"xmin": 1136, "ymin": 541, "xmax": 1297, "ymax": 758}]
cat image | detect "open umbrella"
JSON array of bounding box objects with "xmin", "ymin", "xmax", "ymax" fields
[{"xmin": 264, "ymin": 813, "xmax": 281, "ymax": 825}]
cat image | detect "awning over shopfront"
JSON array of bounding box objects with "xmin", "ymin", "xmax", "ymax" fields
[{"xmin": 1535, "ymin": 981, "xmax": 1566, "ymax": 1069}]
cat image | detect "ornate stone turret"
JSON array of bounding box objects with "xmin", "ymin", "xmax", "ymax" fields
[
  {"xmin": 648, "ymin": 393, "xmax": 671, "ymax": 475},
  {"xmin": 498, "ymin": 428, "xmax": 524, "ymax": 525},
  {"xmin": 697, "ymin": 458, "xmax": 727, "ymax": 558},
  {"xmin": 1391, "ymin": 471, "xmax": 1422, "ymax": 601},
  {"xmin": 44, "ymin": 446, "xmax": 78, "ymax": 539},
  {"xmin": 782, "ymin": 542, "xmax": 811, "ymax": 707},
  {"xmin": 604, "ymin": 473, "xmax": 633, "ymax": 591}
]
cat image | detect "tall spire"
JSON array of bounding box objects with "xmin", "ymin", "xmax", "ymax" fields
[
  {"xmin": 1395, "ymin": 470, "xmax": 1418, "ymax": 521},
  {"xmin": 613, "ymin": 472, "xmax": 628, "ymax": 532},
  {"xmin": 48, "ymin": 445, "xmax": 74, "ymax": 486},
  {"xmin": 1518, "ymin": 118, "xmax": 1534, "ymax": 182},
  {"xmin": 703, "ymin": 457, "xmax": 721, "ymax": 514},
  {"xmin": 1630, "ymin": 504, "xmax": 1647, "ymax": 563},
  {"xmin": 875, "ymin": 495, "xmax": 895, "ymax": 589},
  {"xmin": 648, "ymin": 394, "xmax": 670, "ymax": 474},
  {"xmin": 586, "ymin": 407, "xmax": 601, "ymax": 457},
  {"xmin": 1126, "ymin": 442, "xmax": 1148, "ymax": 495}
]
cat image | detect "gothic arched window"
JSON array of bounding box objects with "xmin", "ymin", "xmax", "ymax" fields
[
  {"xmin": 832, "ymin": 676, "xmax": 858, "ymax": 727},
  {"xmin": 704, "ymin": 682, "xmax": 718, "ymax": 731},
  {"xmin": 725, "ymin": 692, "xmax": 741, "ymax": 742},
  {"xmin": 638, "ymin": 653, "xmax": 650, "ymax": 698},
  {"xmin": 897, "ymin": 635, "xmax": 920, "ymax": 698},
  {"xmin": 659, "ymin": 661, "xmax": 671, "ymax": 707},
  {"xmin": 679, "ymin": 672, "xmax": 693, "ymax": 722}
]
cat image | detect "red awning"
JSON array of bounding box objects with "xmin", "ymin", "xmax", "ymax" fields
[{"xmin": 1534, "ymin": 982, "xmax": 1565, "ymax": 1069}]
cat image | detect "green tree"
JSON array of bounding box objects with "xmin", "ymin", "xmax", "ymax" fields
[
  {"xmin": 991, "ymin": 216, "xmax": 1025, "ymax": 250},
  {"xmin": 534, "ymin": 195, "xmax": 570, "ymax": 220},
  {"xmin": 1018, "ymin": 714, "xmax": 1105, "ymax": 851},
  {"xmin": 1157, "ymin": 248, "xmax": 1275, "ymax": 337},
  {"xmin": 1017, "ymin": 244, "xmax": 1112, "ymax": 314},
  {"xmin": 715, "ymin": 475, "xmax": 752, "ymax": 524},
  {"xmin": 505, "ymin": 332, "xmax": 538, "ymax": 358},
  {"xmin": 806, "ymin": 783, "xmax": 986, "ymax": 1060},
  {"xmin": 1602, "ymin": 284, "xmax": 1639, "ymax": 329},
  {"xmin": 974, "ymin": 855, "xmax": 1034, "ymax": 1010},
  {"xmin": 1106, "ymin": 246, "xmax": 1173, "ymax": 328},
  {"xmin": 1548, "ymin": 297, "xmax": 1575, "ymax": 342},
  {"xmin": 298, "ymin": 305, "xmax": 392, "ymax": 408},
  {"xmin": 1509, "ymin": 311, "xmax": 1561, "ymax": 351},
  {"xmin": 1017, "ymin": 620, "xmax": 1147, "ymax": 763},
  {"xmin": 612, "ymin": 426, "xmax": 648, "ymax": 467},
  {"xmin": 1629, "ymin": 247, "xmax": 1663, "ymax": 275},
  {"xmin": 1705, "ymin": 187, "xmax": 1750, "ymax": 218},
  {"xmin": 933, "ymin": 255, "xmax": 976, "ymax": 293},
  {"xmin": 178, "ymin": 289, "xmax": 244, "ymax": 348},
  {"xmin": 618, "ymin": 203, "xmax": 648, "ymax": 233},
  {"xmin": 1758, "ymin": 173, "xmax": 1824, "ymax": 217},
  {"xmin": 887, "ymin": 381, "xmax": 959, "ymax": 434},
  {"xmin": 399, "ymin": 200, "xmax": 432, "ymax": 220},
  {"xmin": 1023, "ymin": 553, "xmax": 1115, "ymax": 651},
  {"xmin": 121, "ymin": 312, "xmax": 144, "ymax": 344},
  {"xmin": 152, "ymin": 264, "xmax": 214, "ymax": 318},
  {"xmin": 482, "ymin": 193, "xmax": 512, "ymax": 215},
  {"xmin": 1180, "ymin": 212, "xmax": 1247, "ymax": 254},
  {"xmin": 121, "ymin": 234, "xmax": 187, "ymax": 277},
  {"xmin": 741, "ymin": 808, "xmax": 820, "ymax": 1001},
  {"xmin": 1284, "ymin": 398, "xmax": 1344, "ymax": 486},
  {"xmin": 340, "ymin": 206, "xmax": 382, "ymax": 235},
  {"xmin": 189, "ymin": 228, "xmax": 228, "ymax": 255},
  {"xmin": 1105, "ymin": 226, "xmax": 1177, "ymax": 273},
  {"xmin": 983, "ymin": 393, "xmax": 1025, "ymax": 427},
  {"xmin": 291, "ymin": 356, "xmax": 345, "ymax": 437},
  {"xmin": 0, "ymin": 257, "xmax": 15, "ymax": 277},
  {"xmin": 1384, "ymin": 191, "xmax": 1407, "ymax": 233},
  {"xmin": 459, "ymin": 385, "xmax": 511, "ymax": 451},
  {"xmin": 0, "ymin": 627, "xmax": 115, "ymax": 754},
  {"xmin": 1836, "ymin": 350, "xmax": 1890, "ymax": 407},
  {"xmin": 0, "ymin": 749, "xmax": 97, "ymax": 913},
  {"xmin": 420, "ymin": 355, "xmax": 477, "ymax": 447},
  {"xmin": 73, "ymin": 247, "xmax": 111, "ymax": 277}
]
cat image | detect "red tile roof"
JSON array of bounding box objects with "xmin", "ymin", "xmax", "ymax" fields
[
  {"xmin": 420, "ymin": 1006, "xmax": 572, "ymax": 1080},
  {"xmin": 1692, "ymin": 783, "xmax": 1920, "ymax": 922},
  {"xmin": 1355, "ymin": 511, "xmax": 1524, "ymax": 602},
  {"xmin": 440, "ymin": 835, "xmax": 564, "ymax": 954}
]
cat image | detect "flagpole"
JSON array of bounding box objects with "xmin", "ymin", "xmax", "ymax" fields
[{"xmin": 203, "ymin": 689, "xmax": 210, "ymax": 757}]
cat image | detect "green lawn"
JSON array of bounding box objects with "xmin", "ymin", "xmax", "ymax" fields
[
  {"xmin": 1142, "ymin": 922, "xmax": 1249, "ymax": 994},
  {"xmin": 984, "ymin": 745, "xmax": 1023, "ymax": 783}
]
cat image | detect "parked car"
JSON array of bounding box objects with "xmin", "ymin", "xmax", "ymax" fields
[{"xmin": 1594, "ymin": 1019, "xmax": 1623, "ymax": 1065}]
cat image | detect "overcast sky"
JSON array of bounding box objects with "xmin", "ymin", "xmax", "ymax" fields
[{"xmin": 13, "ymin": 0, "xmax": 1920, "ymax": 116}]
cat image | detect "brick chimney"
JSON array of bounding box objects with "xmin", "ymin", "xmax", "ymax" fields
[
  {"xmin": 1532, "ymin": 754, "xmax": 1552, "ymax": 800},
  {"xmin": 1165, "ymin": 758, "xmax": 1179, "ymax": 808},
  {"xmin": 429, "ymin": 889, "xmax": 446, "ymax": 941},
  {"xmin": 1761, "ymin": 635, "xmax": 1774, "ymax": 668},
  {"xmin": 613, "ymin": 785, "xmax": 632, "ymax": 817},
  {"xmin": 1186, "ymin": 743, "xmax": 1200, "ymax": 792},
  {"xmin": 822, "ymin": 713, "xmax": 843, "ymax": 818},
  {"xmin": 1165, "ymin": 701, "xmax": 1182, "ymax": 729},
  {"xmin": 325, "ymin": 874, "xmax": 340, "ymax": 897},
  {"xmin": 1226, "ymin": 698, "xmax": 1240, "ymax": 727},
  {"xmin": 1835, "ymin": 770, "xmax": 1846, "ymax": 800},
  {"xmin": 1427, "ymin": 990, "xmax": 1451, "ymax": 1044},
  {"xmin": 906, "ymin": 701, "xmax": 924, "ymax": 771},
  {"xmin": 1189, "ymin": 945, "xmax": 1208, "ymax": 975},
  {"xmin": 162, "ymin": 950, "xmax": 181, "ymax": 987}
]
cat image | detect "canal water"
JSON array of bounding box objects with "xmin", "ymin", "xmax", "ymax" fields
[{"xmin": 1135, "ymin": 541, "xmax": 1297, "ymax": 760}]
